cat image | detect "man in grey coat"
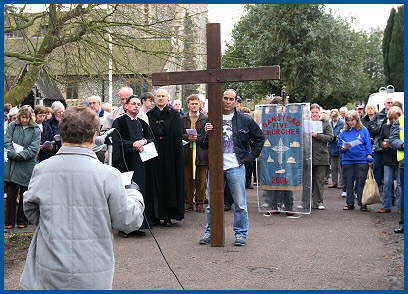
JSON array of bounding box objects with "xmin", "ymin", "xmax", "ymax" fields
[{"xmin": 20, "ymin": 106, "xmax": 145, "ymax": 290}]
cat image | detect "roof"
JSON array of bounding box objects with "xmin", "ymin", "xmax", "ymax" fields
[{"xmin": 35, "ymin": 70, "xmax": 64, "ymax": 101}]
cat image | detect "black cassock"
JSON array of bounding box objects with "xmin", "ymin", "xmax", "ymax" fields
[
  {"xmin": 147, "ymin": 105, "xmax": 184, "ymax": 221},
  {"xmin": 111, "ymin": 114, "xmax": 160, "ymax": 225}
]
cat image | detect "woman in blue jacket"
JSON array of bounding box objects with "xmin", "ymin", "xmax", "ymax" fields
[{"xmin": 338, "ymin": 110, "xmax": 373, "ymax": 211}]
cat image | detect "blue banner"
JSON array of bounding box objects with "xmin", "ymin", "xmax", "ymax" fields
[{"xmin": 259, "ymin": 104, "xmax": 303, "ymax": 190}]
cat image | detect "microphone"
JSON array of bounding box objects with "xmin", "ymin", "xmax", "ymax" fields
[
  {"xmin": 104, "ymin": 128, "xmax": 115, "ymax": 137},
  {"xmin": 94, "ymin": 128, "xmax": 116, "ymax": 148}
]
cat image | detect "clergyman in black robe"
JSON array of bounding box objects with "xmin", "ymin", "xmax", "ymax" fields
[
  {"xmin": 111, "ymin": 96, "xmax": 160, "ymax": 234},
  {"xmin": 147, "ymin": 88, "xmax": 184, "ymax": 226}
]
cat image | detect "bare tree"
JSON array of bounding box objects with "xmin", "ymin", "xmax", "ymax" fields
[{"xmin": 4, "ymin": 4, "xmax": 205, "ymax": 105}]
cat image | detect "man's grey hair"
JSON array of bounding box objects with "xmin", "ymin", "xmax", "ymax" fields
[
  {"xmin": 339, "ymin": 106, "xmax": 348, "ymax": 113},
  {"xmin": 173, "ymin": 99, "xmax": 182, "ymax": 105},
  {"xmin": 155, "ymin": 87, "xmax": 169, "ymax": 97},
  {"xmin": 365, "ymin": 103, "xmax": 378, "ymax": 113},
  {"xmin": 197, "ymin": 94, "xmax": 206, "ymax": 103},
  {"xmin": 118, "ymin": 86, "xmax": 133, "ymax": 97},
  {"xmin": 51, "ymin": 101, "xmax": 65, "ymax": 113},
  {"xmin": 87, "ymin": 95, "xmax": 102, "ymax": 104},
  {"xmin": 8, "ymin": 106, "xmax": 19, "ymax": 119}
]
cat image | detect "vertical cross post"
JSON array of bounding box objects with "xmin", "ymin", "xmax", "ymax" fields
[
  {"xmin": 151, "ymin": 23, "xmax": 280, "ymax": 248},
  {"xmin": 206, "ymin": 23, "xmax": 224, "ymax": 247}
]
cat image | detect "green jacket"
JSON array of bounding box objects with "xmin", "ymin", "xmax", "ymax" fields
[
  {"xmin": 312, "ymin": 119, "xmax": 333, "ymax": 166},
  {"xmin": 4, "ymin": 121, "xmax": 41, "ymax": 187}
]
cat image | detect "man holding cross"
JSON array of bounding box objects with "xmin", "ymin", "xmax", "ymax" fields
[{"xmin": 198, "ymin": 89, "xmax": 264, "ymax": 246}]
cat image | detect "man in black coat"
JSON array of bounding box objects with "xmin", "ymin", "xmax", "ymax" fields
[
  {"xmin": 112, "ymin": 95, "xmax": 159, "ymax": 237},
  {"xmin": 147, "ymin": 88, "xmax": 184, "ymax": 226},
  {"xmin": 197, "ymin": 89, "xmax": 265, "ymax": 246}
]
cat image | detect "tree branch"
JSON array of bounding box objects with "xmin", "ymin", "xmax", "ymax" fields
[
  {"xmin": 4, "ymin": 51, "xmax": 44, "ymax": 64},
  {"xmin": 4, "ymin": 11, "xmax": 48, "ymax": 33}
]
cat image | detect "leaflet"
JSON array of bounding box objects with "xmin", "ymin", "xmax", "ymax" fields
[
  {"xmin": 303, "ymin": 120, "xmax": 323, "ymax": 133},
  {"xmin": 41, "ymin": 141, "xmax": 54, "ymax": 148},
  {"xmin": 139, "ymin": 142, "xmax": 158, "ymax": 162},
  {"xmin": 342, "ymin": 139, "xmax": 362, "ymax": 148},
  {"xmin": 186, "ymin": 128, "xmax": 197, "ymax": 136},
  {"xmin": 12, "ymin": 142, "xmax": 24, "ymax": 153}
]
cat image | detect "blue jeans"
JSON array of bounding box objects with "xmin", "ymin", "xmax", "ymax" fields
[
  {"xmin": 343, "ymin": 163, "xmax": 368, "ymax": 207},
  {"xmin": 373, "ymin": 151, "xmax": 384, "ymax": 188},
  {"xmin": 205, "ymin": 165, "xmax": 248, "ymax": 238},
  {"xmin": 383, "ymin": 165, "xmax": 400, "ymax": 209}
]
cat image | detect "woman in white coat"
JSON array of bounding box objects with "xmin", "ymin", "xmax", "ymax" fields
[{"xmin": 20, "ymin": 106, "xmax": 145, "ymax": 290}]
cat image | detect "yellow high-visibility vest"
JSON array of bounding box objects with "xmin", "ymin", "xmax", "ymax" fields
[{"xmin": 397, "ymin": 115, "xmax": 404, "ymax": 162}]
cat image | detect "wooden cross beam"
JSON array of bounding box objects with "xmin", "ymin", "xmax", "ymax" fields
[{"xmin": 152, "ymin": 23, "xmax": 280, "ymax": 247}]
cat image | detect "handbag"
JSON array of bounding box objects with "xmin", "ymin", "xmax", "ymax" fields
[{"xmin": 362, "ymin": 166, "xmax": 381, "ymax": 205}]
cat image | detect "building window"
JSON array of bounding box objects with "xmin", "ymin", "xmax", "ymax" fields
[
  {"xmin": 66, "ymin": 82, "xmax": 79, "ymax": 100},
  {"xmin": 5, "ymin": 30, "xmax": 22, "ymax": 38},
  {"xmin": 129, "ymin": 79, "xmax": 149, "ymax": 97}
]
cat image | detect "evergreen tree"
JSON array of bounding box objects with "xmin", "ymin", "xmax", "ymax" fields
[
  {"xmin": 388, "ymin": 6, "xmax": 404, "ymax": 90},
  {"xmin": 382, "ymin": 8, "xmax": 396, "ymax": 85}
]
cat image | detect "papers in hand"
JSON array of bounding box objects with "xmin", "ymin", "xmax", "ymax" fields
[
  {"xmin": 303, "ymin": 120, "xmax": 323, "ymax": 133},
  {"xmin": 41, "ymin": 141, "xmax": 54, "ymax": 148},
  {"xmin": 12, "ymin": 142, "xmax": 24, "ymax": 153},
  {"xmin": 342, "ymin": 139, "xmax": 362, "ymax": 148},
  {"xmin": 121, "ymin": 171, "xmax": 134, "ymax": 186},
  {"xmin": 186, "ymin": 128, "xmax": 197, "ymax": 136},
  {"xmin": 53, "ymin": 134, "xmax": 61, "ymax": 142},
  {"xmin": 139, "ymin": 142, "xmax": 158, "ymax": 162},
  {"xmin": 4, "ymin": 148, "xmax": 8, "ymax": 163}
]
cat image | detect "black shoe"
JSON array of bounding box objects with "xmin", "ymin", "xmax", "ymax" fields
[
  {"xmin": 394, "ymin": 227, "xmax": 404, "ymax": 234},
  {"xmin": 224, "ymin": 203, "xmax": 232, "ymax": 211},
  {"xmin": 360, "ymin": 205, "xmax": 368, "ymax": 212},
  {"xmin": 131, "ymin": 230, "xmax": 146, "ymax": 237},
  {"xmin": 118, "ymin": 231, "xmax": 129, "ymax": 238},
  {"xmin": 162, "ymin": 219, "xmax": 173, "ymax": 227}
]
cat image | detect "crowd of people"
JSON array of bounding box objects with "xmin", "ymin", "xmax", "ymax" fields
[
  {"xmin": 308, "ymin": 100, "xmax": 404, "ymax": 234},
  {"xmin": 3, "ymin": 87, "xmax": 405, "ymax": 289}
]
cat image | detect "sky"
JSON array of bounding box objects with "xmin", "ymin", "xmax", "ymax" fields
[{"xmin": 208, "ymin": 4, "xmax": 402, "ymax": 52}]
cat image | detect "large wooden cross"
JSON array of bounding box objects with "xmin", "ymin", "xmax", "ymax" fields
[{"xmin": 152, "ymin": 23, "xmax": 280, "ymax": 247}]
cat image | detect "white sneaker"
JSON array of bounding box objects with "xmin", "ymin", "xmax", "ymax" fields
[
  {"xmin": 317, "ymin": 204, "xmax": 325, "ymax": 210},
  {"xmin": 341, "ymin": 192, "xmax": 346, "ymax": 198},
  {"xmin": 296, "ymin": 204, "xmax": 304, "ymax": 209}
]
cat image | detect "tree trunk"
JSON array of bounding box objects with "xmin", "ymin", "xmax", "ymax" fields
[{"xmin": 4, "ymin": 64, "xmax": 41, "ymax": 106}]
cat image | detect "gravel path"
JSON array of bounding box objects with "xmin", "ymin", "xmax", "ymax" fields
[{"xmin": 4, "ymin": 186, "xmax": 404, "ymax": 290}]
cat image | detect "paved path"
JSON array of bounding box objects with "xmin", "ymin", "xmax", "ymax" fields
[{"xmin": 4, "ymin": 186, "xmax": 404, "ymax": 290}]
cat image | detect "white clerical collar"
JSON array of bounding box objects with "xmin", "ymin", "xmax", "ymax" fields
[{"xmin": 126, "ymin": 113, "xmax": 138, "ymax": 120}]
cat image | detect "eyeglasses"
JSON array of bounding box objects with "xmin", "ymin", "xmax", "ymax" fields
[
  {"xmin": 128, "ymin": 102, "xmax": 140, "ymax": 106},
  {"xmin": 385, "ymin": 101, "xmax": 393, "ymax": 105}
]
